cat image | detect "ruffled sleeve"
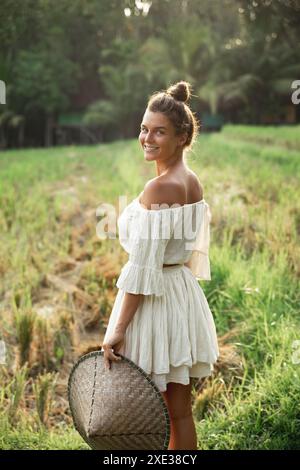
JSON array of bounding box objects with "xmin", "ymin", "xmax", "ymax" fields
[
  {"xmin": 188, "ymin": 202, "xmax": 212, "ymax": 281},
  {"xmin": 116, "ymin": 208, "xmax": 174, "ymax": 296}
]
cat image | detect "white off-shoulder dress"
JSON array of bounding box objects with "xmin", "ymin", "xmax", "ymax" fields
[{"xmin": 101, "ymin": 195, "xmax": 219, "ymax": 392}]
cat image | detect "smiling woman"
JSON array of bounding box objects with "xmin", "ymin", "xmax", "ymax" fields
[
  {"xmin": 139, "ymin": 86, "xmax": 199, "ymax": 165},
  {"xmin": 137, "ymin": 82, "xmax": 200, "ymax": 172},
  {"xmin": 140, "ymin": 124, "xmax": 166, "ymax": 155},
  {"xmin": 101, "ymin": 80, "xmax": 218, "ymax": 451}
]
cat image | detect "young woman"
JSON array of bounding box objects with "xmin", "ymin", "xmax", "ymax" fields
[{"xmin": 102, "ymin": 81, "xmax": 219, "ymax": 450}]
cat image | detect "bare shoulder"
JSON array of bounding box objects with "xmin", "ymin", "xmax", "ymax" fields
[
  {"xmin": 187, "ymin": 169, "xmax": 204, "ymax": 202},
  {"xmin": 141, "ymin": 178, "xmax": 186, "ymax": 210}
]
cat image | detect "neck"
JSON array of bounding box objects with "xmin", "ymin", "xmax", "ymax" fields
[{"xmin": 155, "ymin": 150, "xmax": 185, "ymax": 176}]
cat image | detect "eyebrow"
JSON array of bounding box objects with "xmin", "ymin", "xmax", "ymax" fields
[{"xmin": 140, "ymin": 124, "xmax": 167, "ymax": 130}]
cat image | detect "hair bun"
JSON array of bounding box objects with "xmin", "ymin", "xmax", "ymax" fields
[{"xmin": 166, "ymin": 81, "xmax": 191, "ymax": 103}]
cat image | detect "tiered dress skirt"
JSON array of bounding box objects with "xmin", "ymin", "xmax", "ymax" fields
[{"xmin": 102, "ymin": 264, "xmax": 219, "ymax": 392}]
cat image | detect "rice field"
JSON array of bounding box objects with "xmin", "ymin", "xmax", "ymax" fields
[{"xmin": 0, "ymin": 124, "xmax": 299, "ymax": 449}]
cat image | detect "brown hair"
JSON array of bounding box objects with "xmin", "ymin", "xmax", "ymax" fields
[{"xmin": 147, "ymin": 80, "xmax": 200, "ymax": 152}]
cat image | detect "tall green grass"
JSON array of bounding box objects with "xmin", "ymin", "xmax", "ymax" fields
[
  {"xmin": 0, "ymin": 126, "xmax": 299, "ymax": 449},
  {"xmin": 222, "ymin": 124, "xmax": 300, "ymax": 150}
]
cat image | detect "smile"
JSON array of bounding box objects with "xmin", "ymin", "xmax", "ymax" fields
[{"xmin": 144, "ymin": 145, "xmax": 159, "ymax": 151}]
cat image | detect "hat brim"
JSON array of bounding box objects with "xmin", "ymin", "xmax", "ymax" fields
[{"xmin": 68, "ymin": 350, "xmax": 170, "ymax": 450}]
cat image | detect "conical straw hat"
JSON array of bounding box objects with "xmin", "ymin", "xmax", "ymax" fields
[{"xmin": 68, "ymin": 351, "xmax": 170, "ymax": 450}]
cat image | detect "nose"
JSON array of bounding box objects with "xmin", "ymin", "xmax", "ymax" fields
[{"xmin": 143, "ymin": 131, "xmax": 156, "ymax": 144}]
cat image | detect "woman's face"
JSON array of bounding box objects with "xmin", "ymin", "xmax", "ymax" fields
[{"xmin": 139, "ymin": 109, "xmax": 186, "ymax": 162}]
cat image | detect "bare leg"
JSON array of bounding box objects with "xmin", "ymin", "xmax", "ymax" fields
[
  {"xmin": 161, "ymin": 381, "xmax": 198, "ymax": 450},
  {"xmin": 168, "ymin": 412, "xmax": 198, "ymax": 450}
]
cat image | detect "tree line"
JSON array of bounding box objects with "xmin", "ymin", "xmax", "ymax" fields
[{"xmin": 0, "ymin": 0, "xmax": 300, "ymax": 148}]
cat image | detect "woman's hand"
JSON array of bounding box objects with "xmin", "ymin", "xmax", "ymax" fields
[{"xmin": 102, "ymin": 329, "xmax": 125, "ymax": 370}]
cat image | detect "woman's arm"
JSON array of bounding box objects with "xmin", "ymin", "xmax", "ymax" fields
[
  {"xmin": 114, "ymin": 292, "xmax": 143, "ymax": 333},
  {"xmin": 102, "ymin": 293, "xmax": 143, "ymax": 369}
]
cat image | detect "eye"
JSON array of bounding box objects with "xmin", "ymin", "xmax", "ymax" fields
[{"xmin": 140, "ymin": 128, "xmax": 164, "ymax": 134}]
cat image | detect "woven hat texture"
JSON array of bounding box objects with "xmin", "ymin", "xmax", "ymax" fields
[{"xmin": 68, "ymin": 351, "xmax": 170, "ymax": 450}]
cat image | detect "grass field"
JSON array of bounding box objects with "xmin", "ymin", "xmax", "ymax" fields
[{"xmin": 0, "ymin": 124, "xmax": 299, "ymax": 449}]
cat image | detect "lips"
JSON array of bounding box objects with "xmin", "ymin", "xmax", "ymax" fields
[{"xmin": 144, "ymin": 145, "xmax": 159, "ymax": 150}]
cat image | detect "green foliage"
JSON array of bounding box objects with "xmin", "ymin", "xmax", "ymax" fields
[
  {"xmin": 0, "ymin": 126, "xmax": 299, "ymax": 448},
  {"xmin": 33, "ymin": 372, "xmax": 58, "ymax": 427},
  {"xmin": 196, "ymin": 357, "xmax": 300, "ymax": 450},
  {"xmin": 1, "ymin": 0, "xmax": 300, "ymax": 148},
  {"xmin": 7, "ymin": 365, "xmax": 28, "ymax": 424},
  {"xmin": 0, "ymin": 419, "xmax": 89, "ymax": 449},
  {"xmin": 14, "ymin": 48, "xmax": 78, "ymax": 114},
  {"xmin": 223, "ymin": 124, "xmax": 300, "ymax": 150},
  {"xmin": 14, "ymin": 305, "xmax": 36, "ymax": 367}
]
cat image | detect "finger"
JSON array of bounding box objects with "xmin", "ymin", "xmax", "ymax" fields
[
  {"xmin": 106, "ymin": 348, "xmax": 121, "ymax": 361},
  {"xmin": 104, "ymin": 352, "xmax": 111, "ymax": 370},
  {"xmin": 110, "ymin": 352, "xmax": 121, "ymax": 362},
  {"xmin": 105, "ymin": 351, "xmax": 121, "ymax": 367},
  {"xmin": 104, "ymin": 352, "xmax": 117, "ymax": 370}
]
